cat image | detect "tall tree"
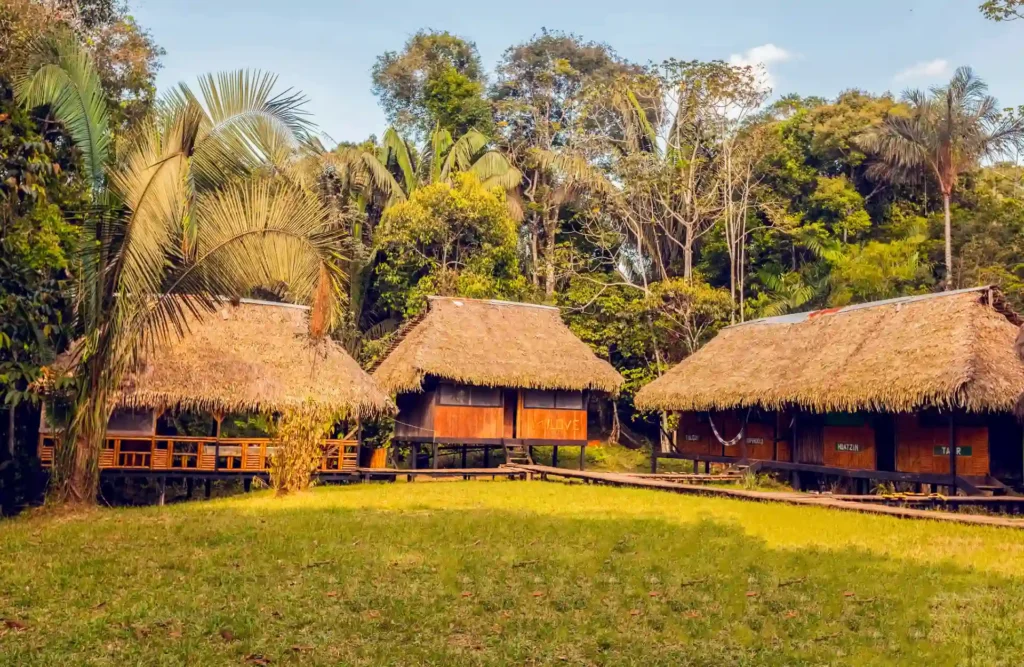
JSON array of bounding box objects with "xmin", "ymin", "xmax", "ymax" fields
[
  {"xmin": 17, "ymin": 36, "xmax": 344, "ymax": 505},
  {"xmin": 859, "ymin": 67, "xmax": 1024, "ymax": 288},
  {"xmin": 492, "ymin": 31, "xmax": 632, "ymax": 297},
  {"xmin": 371, "ymin": 30, "xmax": 491, "ymax": 139},
  {"xmin": 374, "ymin": 173, "xmax": 525, "ymax": 316}
]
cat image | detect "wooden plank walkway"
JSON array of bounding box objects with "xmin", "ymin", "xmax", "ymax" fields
[
  {"xmin": 515, "ymin": 465, "xmax": 1024, "ymax": 530},
  {"xmin": 357, "ymin": 467, "xmax": 527, "ymax": 480}
]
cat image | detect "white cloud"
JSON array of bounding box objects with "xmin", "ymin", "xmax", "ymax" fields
[
  {"xmin": 893, "ymin": 58, "xmax": 951, "ymax": 83},
  {"xmin": 728, "ymin": 44, "xmax": 794, "ymax": 92}
]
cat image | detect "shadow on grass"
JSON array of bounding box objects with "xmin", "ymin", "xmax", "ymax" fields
[{"xmin": 1, "ymin": 492, "xmax": 1022, "ymax": 666}]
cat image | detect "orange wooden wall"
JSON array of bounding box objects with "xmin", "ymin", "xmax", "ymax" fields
[
  {"xmin": 740, "ymin": 421, "xmax": 775, "ymax": 460},
  {"xmin": 895, "ymin": 415, "xmax": 990, "ymax": 476},
  {"xmin": 517, "ymin": 407, "xmax": 587, "ymax": 441},
  {"xmin": 433, "ymin": 405, "xmax": 505, "ymax": 440},
  {"xmin": 822, "ymin": 425, "xmax": 876, "ymax": 470},
  {"xmin": 675, "ymin": 412, "xmax": 711, "ymax": 456},
  {"xmin": 676, "ymin": 413, "xmax": 776, "ymax": 459}
]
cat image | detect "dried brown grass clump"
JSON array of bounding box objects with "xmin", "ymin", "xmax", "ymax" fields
[{"xmin": 269, "ymin": 406, "xmax": 336, "ymax": 495}]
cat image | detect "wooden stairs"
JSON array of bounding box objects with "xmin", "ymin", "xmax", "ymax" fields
[
  {"xmin": 957, "ymin": 475, "xmax": 1018, "ymax": 497},
  {"xmin": 502, "ymin": 442, "xmax": 533, "ymax": 467}
]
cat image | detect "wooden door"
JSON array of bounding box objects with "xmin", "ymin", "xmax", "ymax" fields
[{"xmin": 794, "ymin": 414, "xmax": 824, "ymax": 465}]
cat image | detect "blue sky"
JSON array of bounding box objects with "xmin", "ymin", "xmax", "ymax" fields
[{"xmin": 132, "ymin": 0, "xmax": 1023, "ymax": 145}]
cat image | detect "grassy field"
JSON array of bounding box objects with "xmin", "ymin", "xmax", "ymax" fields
[{"xmin": 2, "ymin": 481, "xmax": 1024, "ymax": 666}]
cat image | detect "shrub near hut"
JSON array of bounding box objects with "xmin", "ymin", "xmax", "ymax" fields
[{"xmin": 269, "ymin": 406, "xmax": 337, "ymax": 494}]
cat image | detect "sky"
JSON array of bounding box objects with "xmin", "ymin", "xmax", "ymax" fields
[{"xmin": 131, "ymin": 0, "xmax": 1024, "ymax": 145}]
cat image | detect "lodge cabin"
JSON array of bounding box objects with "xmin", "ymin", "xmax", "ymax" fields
[
  {"xmin": 391, "ymin": 382, "xmax": 589, "ymax": 445},
  {"xmin": 35, "ymin": 299, "xmax": 394, "ymax": 481},
  {"xmin": 635, "ymin": 287, "xmax": 1024, "ymax": 495},
  {"xmin": 371, "ymin": 297, "xmax": 624, "ymax": 467}
]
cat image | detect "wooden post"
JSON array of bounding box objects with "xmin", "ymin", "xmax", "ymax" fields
[
  {"xmin": 484, "ymin": 446, "xmax": 491, "ymax": 468},
  {"xmin": 650, "ymin": 445, "xmax": 658, "ymax": 474},
  {"xmin": 772, "ymin": 412, "xmax": 779, "ymax": 461},
  {"xmin": 552, "ymin": 446, "xmax": 559, "ymax": 468},
  {"xmin": 204, "ymin": 478, "xmax": 211, "ymax": 499},
  {"xmin": 461, "ymin": 445, "xmax": 467, "ymax": 468},
  {"xmin": 739, "ymin": 415, "xmax": 748, "ymax": 463},
  {"xmin": 792, "ymin": 412, "xmax": 800, "ymax": 465},
  {"xmin": 579, "ymin": 443, "xmax": 586, "ymax": 471},
  {"xmin": 948, "ymin": 412, "xmax": 957, "ymax": 494},
  {"xmin": 432, "ymin": 443, "xmax": 439, "ymax": 469},
  {"xmin": 411, "ymin": 443, "xmax": 419, "ymax": 470},
  {"xmin": 186, "ymin": 477, "xmax": 194, "ymax": 499},
  {"xmin": 244, "ymin": 478, "xmax": 252, "ymax": 493},
  {"xmin": 157, "ymin": 476, "xmax": 166, "ymax": 506},
  {"xmin": 213, "ymin": 413, "xmax": 223, "ymax": 474}
]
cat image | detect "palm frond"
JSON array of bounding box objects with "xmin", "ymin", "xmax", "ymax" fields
[
  {"xmin": 470, "ymin": 151, "xmax": 522, "ymax": 190},
  {"xmin": 172, "ymin": 70, "xmax": 314, "ymax": 191},
  {"xmin": 14, "ymin": 32, "xmax": 111, "ymax": 193},
  {"xmin": 440, "ymin": 128, "xmax": 488, "ymax": 181},
  {"xmin": 381, "ymin": 127, "xmax": 417, "ymax": 194}
]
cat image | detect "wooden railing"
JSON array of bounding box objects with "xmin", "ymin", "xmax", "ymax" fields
[{"xmin": 37, "ymin": 435, "xmax": 359, "ymax": 474}]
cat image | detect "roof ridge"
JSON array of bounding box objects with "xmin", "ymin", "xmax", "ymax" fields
[
  {"xmin": 731, "ymin": 286, "xmax": 1006, "ymax": 329},
  {"xmin": 427, "ymin": 295, "xmax": 558, "ymax": 312},
  {"xmin": 230, "ymin": 297, "xmax": 309, "ymax": 311}
]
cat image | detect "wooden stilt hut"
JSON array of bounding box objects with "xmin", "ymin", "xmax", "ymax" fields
[
  {"xmin": 36, "ymin": 299, "xmax": 394, "ymax": 481},
  {"xmin": 635, "ymin": 287, "xmax": 1024, "ymax": 495},
  {"xmin": 370, "ymin": 297, "xmax": 624, "ymax": 469}
]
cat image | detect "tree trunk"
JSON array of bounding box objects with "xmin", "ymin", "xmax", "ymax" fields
[
  {"xmin": 943, "ymin": 193, "xmax": 953, "ymax": 290},
  {"xmin": 682, "ymin": 231, "xmax": 693, "ymax": 282},
  {"xmin": 6, "ymin": 407, "xmax": 13, "ymax": 458},
  {"xmin": 544, "ymin": 215, "xmax": 556, "ymax": 299},
  {"xmin": 530, "ymin": 219, "xmax": 540, "ymax": 289},
  {"xmin": 68, "ymin": 436, "xmax": 99, "ymax": 505}
]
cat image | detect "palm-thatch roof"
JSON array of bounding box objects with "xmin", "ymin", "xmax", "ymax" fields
[
  {"xmin": 44, "ymin": 299, "xmax": 395, "ymax": 418},
  {"xmin": 371, "ymin": 297, "xmax": 624, "ymax": 395},
  {"xmin": 635, "ymin": 287, "xmax": 1024, "ymax": 415}
]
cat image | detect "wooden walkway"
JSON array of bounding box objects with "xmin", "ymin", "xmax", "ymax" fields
[
  {"xmin": 515, "ymin": 465, "xmax": 1024, "ymax": 530},
  {"xmin": 357, "ymin": 467, "xmax": 528, "ymax": 481}
]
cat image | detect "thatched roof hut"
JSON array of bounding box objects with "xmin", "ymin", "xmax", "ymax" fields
[
  {"xmin": 371, "ymin": 297, "xmax": 624, "ymax": 395},
  {"xmin": 46, "ymin": 299, "xmax": 394, "ymax": 418},
  {"xmin": 635, "ymin": 287, "xmax": 1024, "ymax": 415}
]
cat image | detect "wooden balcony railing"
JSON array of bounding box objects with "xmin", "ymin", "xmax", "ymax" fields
[{"xmin": 37, "ymin": 435, "xmax": 359, "ymax": 474}]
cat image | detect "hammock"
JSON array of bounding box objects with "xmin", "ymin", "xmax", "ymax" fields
[{"xmin": 708, "ymin": 409, "xmax": 751, "ymax": 447}]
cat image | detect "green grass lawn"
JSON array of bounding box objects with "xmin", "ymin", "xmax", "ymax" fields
[{"xmin": 2, "ymin": 481, "xmax": 1024, "ymax": 666}]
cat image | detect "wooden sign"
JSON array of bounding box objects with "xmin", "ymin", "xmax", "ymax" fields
[
  {"xmin": 747, "ymin": 437, "xmax": 764, "ymax": 445},
  {"xmin": 933, "ymin": 446, "xmax": 973, "ymax": 457},
  {"xmin": 835, "ymin": 442, "xmax": 862, "ymax": 452}
]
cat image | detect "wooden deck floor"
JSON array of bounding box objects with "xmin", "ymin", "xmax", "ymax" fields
[
  {"xmin": 357, "ymin": 467, "xmax": 528, "ymax": 480},
  {"xmin": 515, "ymin": 465, "xmax": 1024, "ymax": 530}
]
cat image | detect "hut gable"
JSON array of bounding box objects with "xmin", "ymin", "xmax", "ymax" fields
[
  {"xmin": 635, "ymin": 287, "xmax": 1024, "ymax": 414},
  {"xmin": 48, "ymin": 299, "xmax": 395, "ymax": 418},
  {"xmin": 371, "ymin": 297, "xmax": 624, "ymax": 395}
]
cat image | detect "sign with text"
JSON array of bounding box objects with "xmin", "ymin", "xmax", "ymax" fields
[
  {"xmin": 933, "ymin": 446, "xmax": 973, "ymax": 457},
  {"xmin": 684, "ymin": 434, "xmax": 701, "ymax": 442},
  {"xmin": 835, "ymin": 443, "xmax": 863, "ymax": 452}
]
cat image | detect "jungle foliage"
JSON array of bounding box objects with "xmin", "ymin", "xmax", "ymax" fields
[{"xmin": 2, "ymin": 2, "xmax": 1024, "ymax": 507}]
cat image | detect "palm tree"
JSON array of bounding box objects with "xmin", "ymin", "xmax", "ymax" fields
[
  {"xmin": 375, "ymin": 124, "xmax": 522, "ymax": 198},
  {"xmin": 17, "ymin": 35, "xmax": 344, "ymax": 505},
  {"xmin": 859, "ymin": 67, "xmax": 1024, "ymax": 288},
  {"xmin": 296, "ymin": 125, "xmax": 521, "ymax": 340}
]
